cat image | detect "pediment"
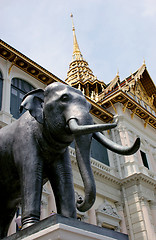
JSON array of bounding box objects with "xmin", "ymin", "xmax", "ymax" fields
[{"xmin": 134, "ymin": 80, "xmax": 155, "ymax": 110}]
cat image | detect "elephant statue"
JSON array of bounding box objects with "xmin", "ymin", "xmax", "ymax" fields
[{"xmin": 0, "ymin": 82, "xmax": 140, "ymax": 238}]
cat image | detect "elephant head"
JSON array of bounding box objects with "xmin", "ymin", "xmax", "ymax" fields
[{"xmin": 20, "ymin": 82, "xmax": 140, "ymax": 212}]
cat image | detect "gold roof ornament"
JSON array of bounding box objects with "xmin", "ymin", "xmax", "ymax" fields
[
  {"xmin": 0, "ymin": 39, "xmax": 63, "ymax": 85},
  {"xmin": 103, "ymin": 71, "xmax": 120, "ymax": 94},
  {"xmin": 143, "ymin": 58, "xmax": 146, "ymax": 66},
  {"xmin": 66, "ymin": 14, "xmax": 106, "ymax": 99},
  {"xmin": 98, "ymin": 63, "xmax": 156, "ymax": 129},
  {"xmin": 70, "ymin": 14, "xmax": 83, "ymax": 61},
  {"xmin": 117, "ymin": 69, "xmax": 119, "ymax": 77}
]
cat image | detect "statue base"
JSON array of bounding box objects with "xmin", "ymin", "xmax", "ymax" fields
[{"xmin": 4, "ymin": 214, "xmax": 129, "ymax": 240}]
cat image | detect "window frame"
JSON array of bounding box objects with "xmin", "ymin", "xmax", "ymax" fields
[
  {"xmin": 91, "ymin": 137, "xmax": 110, "ymax": 166},
  {"xmin": 140, "ymin": 150, "xmax": 149, "ymax": 169},
  {"xmin": 10, "ymin": 78, "xmax": 35, "ymax": 119}
]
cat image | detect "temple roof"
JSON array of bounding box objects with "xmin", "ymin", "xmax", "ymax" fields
[
  {"xmin": 98, "ymin": 62, "xmax": 156, "ymax": 129},
  {"xmin": 66, "ymin": 15, "xmax": 106, "ymax": 102},
  {"xmin": 99, "ymin": 62, "xmax": 156, "ymax": 108},
  {"xmin": 1, "ymin": 34, "xmax": 155, "ymax": 129},
  {"xmin": 65, "ymin": 15, "xmax": 156, "ymax": 129}
]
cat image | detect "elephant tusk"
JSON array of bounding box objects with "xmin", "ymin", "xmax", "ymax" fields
[
  {"xmin": 93, "ymin": 132, "xmax": 140, "ymax": 155},
  {"xmin": 67, "ymin": 117, "xmax": 118, "ymax": 135}
]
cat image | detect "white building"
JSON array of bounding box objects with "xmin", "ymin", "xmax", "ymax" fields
[{"xmin": 0, "ymin": 28, "xmax": 156, "ymax": 240}]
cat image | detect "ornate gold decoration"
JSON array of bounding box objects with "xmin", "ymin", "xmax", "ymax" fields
[
  {"xmin": 0, "ymin": 39, "xmax": 63, "ymax": 85},
  {"xmin": 66, "ymin": 14, "xmax": 106, "ymax": 102},
  {"xmin": 104, "ymin": 73, "xmax": 120, "ymax": 94},
  {"xmin": 134, "ymin": 81, "xmax": 155, "ymax": 111},
  {"xmin": 8, "ymin": 56, "xmax": 18, "ymax": 75},
  {"xmin": 131, "ymin": 107, "xmax": 137, "ymax": 119},
  {"xmin": 144, "ymin": 117, "xmax": 150, "ymax": 128},
  {"xmin": 123, "ymin": 101, "xmax": 129, "ymax": 113},
  {"xmin": 99, "ymin": 89, "xmax": 156, "ymax": 129},
  {"xmin": 110, "ymin": 101, "xmax": 117, "ymax": 114}
]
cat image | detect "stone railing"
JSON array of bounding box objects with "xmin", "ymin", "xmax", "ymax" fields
[
  {"xmin": 90, "ymin": 158, "xmax": 110, "ymax": 173},
  {"xmin": 69, "ymin": 146, "xmax": 117, "ymax": 176}
]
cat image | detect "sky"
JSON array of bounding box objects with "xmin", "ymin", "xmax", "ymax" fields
[{"xmin": 1, "ymin": 0, "xmax": 156, "ymax": 85}]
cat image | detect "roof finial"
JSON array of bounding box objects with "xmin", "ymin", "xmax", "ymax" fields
[
  {"xmin": 117, "ymin": 69, "xmax": 119, "ymax": 77},
  {"xmin": 70, "ymin": 13, "xmax": 83, "ymax": 61},
  {"xmin": 70, "ymin": 13, "xmax": 75, "ymax": 31},
  {"xmin": 143, "ymin": 58, "xmax": 146, "ymax": 66}
]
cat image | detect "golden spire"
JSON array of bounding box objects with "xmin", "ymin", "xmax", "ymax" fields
[{"xmin": 70, "ymin": 13, "xmax": 83, "ymax": 61}]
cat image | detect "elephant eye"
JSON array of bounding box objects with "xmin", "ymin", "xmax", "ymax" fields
[{"xmin": 60, "ymin": 94, "xmax": 69, "ymax": 102}]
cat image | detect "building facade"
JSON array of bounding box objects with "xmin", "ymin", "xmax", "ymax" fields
[{"xmin": 0, "ymin": 20, "xmax": 156, "ymax": 240}]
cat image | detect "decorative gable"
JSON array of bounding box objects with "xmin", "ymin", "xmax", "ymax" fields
[
  {"xmin": 98, "ymin": 63, "xmax": 156, "ymax": 129},
  {"xmin": 96, "ymin": 200, "xmax": 121, "ymax": 230}
]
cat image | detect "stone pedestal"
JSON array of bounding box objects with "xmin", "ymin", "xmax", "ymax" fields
[{"xmin": 4, "ymin": 214, "xmax": 129, "ymax": 240}]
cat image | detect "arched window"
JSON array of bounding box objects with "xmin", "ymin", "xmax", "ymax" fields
[
  {"xmin": 0, "ymin": 71, "xmax": 3, "ymax": 110},
  {"xmin": 10, "ymin": 78, "xmax": 35, "ymax": 119},
  {"xmin": 91, "ymin": 138, "xmax": 109, "ymax": 166}
]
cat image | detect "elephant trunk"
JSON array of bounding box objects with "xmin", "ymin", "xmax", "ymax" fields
[
  {"xmin": 74, "ymin": 133, "xmax": 96, "ymax": 212},
  {"xmin": 66, "ymin": 110, "xmax": 96, "ymax": 212}
]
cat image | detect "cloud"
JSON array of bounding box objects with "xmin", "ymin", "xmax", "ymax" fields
[{"xmin": 142, "ymin": 0, "xmax": 156, "ymax": 17}]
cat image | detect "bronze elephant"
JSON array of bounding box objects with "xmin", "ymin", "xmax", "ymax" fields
[{"xmin": 0, "ymin": 82, "xmax": 140, "ymax": 238}]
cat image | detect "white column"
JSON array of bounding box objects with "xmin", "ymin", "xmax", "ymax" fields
[
  {"xmin": 0, "ymin": 61, "xmax": 12, "ymax": 125},
  {"xmin": 140, "ymin": 197, "xmax": 156, "ymax": 240},
  {"xmin": 148, "ymin": 147, "xmax": 156, "ymax": 172},
  {"xmin": 1, "ymin": 61, "xmax": 11, "ymax": 114},
  {"xmin": 116, "ymin": 203, "xmax": 127, "ymax": 234},
  {"xmin": 150, "ymin": 201, "xmax": 156, "ymax": 231},
  {"xmin": 88, "ymin": 207, "xmax": 97, "ymax": 225},
  {"xmin": 119, "ymin": 126, "xmax": 139, "ymax": 175},
  {"xmin": 122, "ymin": 187, "xmax": 134, "ymax": 240}
]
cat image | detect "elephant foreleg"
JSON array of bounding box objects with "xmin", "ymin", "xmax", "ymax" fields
[{"xmin": 46, "ymin": 148, "xmax": 77, "ymax": 218}]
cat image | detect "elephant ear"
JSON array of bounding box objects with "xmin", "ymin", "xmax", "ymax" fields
[{"xmin": 20, "ymin": 89, "xmax": 44, "ymax": 124}]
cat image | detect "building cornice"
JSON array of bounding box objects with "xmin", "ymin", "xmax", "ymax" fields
[
  {"xmin": 98, "ymin": 90, "xmax": 156, "ymax": 129},
  {"xmin": 86, "ymin": 96, "xmax": 114, "ymax": 122},
  {"xmin": 121, "ymin": 172, "xmax": 156, "ymax": 187},
  {"xmin": 0, "ymin": 39, "xmax": 64, "ymax": 85}
]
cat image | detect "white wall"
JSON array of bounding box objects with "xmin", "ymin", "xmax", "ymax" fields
[{"xmin": 0, "ymin": 57, "xmax": 45, "ymax": 126}]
